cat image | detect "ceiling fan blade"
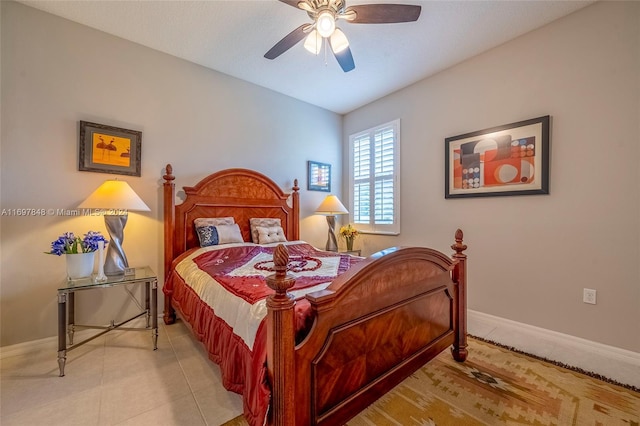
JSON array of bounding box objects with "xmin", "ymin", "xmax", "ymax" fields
[
  {"xmin": 343, "ymin": 4, "xmax": 421, "ymax": 23},
  {"xmin": 332, "ymin": 46, "xmax": 355, "ymax": 73},
  {"xmin": 264, "ymin": 24, "xmax": 312, "ymax": 60},
  {"xmin": 278, "ymin": 0, "xmax": 305, "ymax": 9}
]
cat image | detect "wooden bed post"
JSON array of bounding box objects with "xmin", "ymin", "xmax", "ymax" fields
[
  {"xmin": 266, "ymin": 245, "xmax": 296, "ymax": 426},
  {"xmin": 163, "ymin": 164, "xmax": 176, "ymax": 325},
  {"xmin": 451, "ymin": 229, "xmax": 468, "ymax": 361},
  {"xmin": 291, "ymin": 179, "xmax": 300, "ymax": 241}
]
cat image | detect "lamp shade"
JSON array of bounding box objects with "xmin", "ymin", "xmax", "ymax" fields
[
  {"xmin": 78, "ymin": 180, "xmax": 150, "ymax": 211},
  {"xmin": 315, "ymin": 195, "xmax": 348, "ymax": 215}
]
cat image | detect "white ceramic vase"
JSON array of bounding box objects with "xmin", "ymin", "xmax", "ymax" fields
[{"xmin": 66, "ymin": 252, "xmax": 95, "ymax": 280}]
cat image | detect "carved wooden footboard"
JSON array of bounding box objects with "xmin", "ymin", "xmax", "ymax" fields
[{"xmin": 267, "ymin": 233, "xmax": 467, "ymax": 425}]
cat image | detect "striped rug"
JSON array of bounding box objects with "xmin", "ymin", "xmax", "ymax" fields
[{"xmin": 223, "ymin": 337, "xmax": 639, "ymax": 425}]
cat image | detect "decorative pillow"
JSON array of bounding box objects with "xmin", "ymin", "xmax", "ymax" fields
[
  {"xmin": 250, "ymin": 218, "xmax": 282, "ymax": 243},
  {"xmin": 196, "ymin": 223, "xmax": 244, "ymax": 247},
  {"xmin": 256, "ymin": 226, "xmax": 287, "ymax": 244},
  {"xmin": 194, "ymin": 217, "xmax": 235, "ymax": 228}
]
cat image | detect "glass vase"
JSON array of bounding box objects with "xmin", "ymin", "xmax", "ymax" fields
[{"xmin": 346, "ymin": 237, "xmax": 354, "ymax": 251}]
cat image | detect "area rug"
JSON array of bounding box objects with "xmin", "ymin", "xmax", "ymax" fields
[{"xmin": 222, "ymin": 337, "xmax": 640, "ymax": 425}]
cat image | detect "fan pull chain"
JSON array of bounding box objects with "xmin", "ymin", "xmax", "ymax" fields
[{"xmin": 323, "ymin": 37, "xmax": 329, "ymax": 67}]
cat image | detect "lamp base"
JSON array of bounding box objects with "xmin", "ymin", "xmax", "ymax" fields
[
  {"xmin": 325, "ymin": 215, "xmax": 338, "ymax": 252},
  {"xmin": 103, "ymin": 214, "xmax": 129, "ymax": 275}
]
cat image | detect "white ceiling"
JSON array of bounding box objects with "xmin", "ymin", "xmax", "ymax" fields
[{"xmin": 19, "ymin": 0, "xmax": 594, "ymax": 114}]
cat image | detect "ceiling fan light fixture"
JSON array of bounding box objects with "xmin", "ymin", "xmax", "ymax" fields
[
  {"xmin": 267, "ymin": 0, "xmax": 422, "ymax": 72},
  {"xmin": 303, "ymin": 29, "xmax": 322, "ymax": 55},
  {"xmin": 330, "ymin": 28, "xmax": 349, "ymax": 53},
  {"xmin": 316, "ymin": 11, "xmax": 336, "ymax": 38}
]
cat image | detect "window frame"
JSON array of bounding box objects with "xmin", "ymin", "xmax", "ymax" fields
[{"xmin": 347, "ymin": 119, "xmax": 400, "ymax": 235}]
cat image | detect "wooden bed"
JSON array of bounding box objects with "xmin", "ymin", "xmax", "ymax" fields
[{"xmin": 162, "ymin": 164, "xmax": 468, "ymax": 425}]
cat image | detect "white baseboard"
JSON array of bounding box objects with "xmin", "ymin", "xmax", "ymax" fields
[{"xmin": 468, "ymin": 309, "xmax": 640, "ymax": 388}]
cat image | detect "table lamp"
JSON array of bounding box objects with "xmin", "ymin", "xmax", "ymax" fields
[
  {"xmin": 78, "ymin": 179, "xmax": 150, "ymax": 275},
  {"xmin": 315, "ymin": 195, "xmax": 348, "ymax": 252}
]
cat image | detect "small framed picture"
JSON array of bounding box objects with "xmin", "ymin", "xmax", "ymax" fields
[
  {"xmin": 308, "ymin": 161, "xmax": 331, "ymax": 192},
  {"xmin": 445, "ymin": 115, "xmax": 550, "ymax": 198},
  {"xmin": 79, "ymin": 121, "xmax": 142, "ymax": 177}
]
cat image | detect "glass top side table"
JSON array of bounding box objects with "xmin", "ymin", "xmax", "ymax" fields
[{"xmin": 57, "ymin": 266, "xmax": 158, "ymax": 377}]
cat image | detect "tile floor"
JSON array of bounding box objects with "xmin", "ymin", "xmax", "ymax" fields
[
  {"xmin": 0, "ymin": 318, "xmax": 243, "ymax": 426},
  {"xmin": 2, "ymin": 314, "xmax": 638, "ymax": 426}
]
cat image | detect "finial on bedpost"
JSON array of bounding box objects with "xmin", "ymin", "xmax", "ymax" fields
[
  {"xmin": 451, "ymin": 229, "xmax": 467, "ymax": 256},
  {"xmin": 163, "ymin": 164, "xmax": 175, "ymax": 182},
  {"xmin": 267, "ymin": 244, "xmax": 295, "ymax": 296},
  {"xmin": 291, "ymin": 180, "xmax": 300, "ymax": 241},
  {"xmin": 266, "ymin": 244, "xmax": 295, "ymax": 297},
  {"xmin": 266, "ymin": 244, "xmax": 296, "ymax": 425},
  {"xmin": 451, "ymin": 228, "xmax": 468, "ymax": 362}
]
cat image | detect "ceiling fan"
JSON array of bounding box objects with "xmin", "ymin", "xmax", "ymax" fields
[{"xmin": 264, "ymin": 0, "xmax": 421, "ymax": 72}]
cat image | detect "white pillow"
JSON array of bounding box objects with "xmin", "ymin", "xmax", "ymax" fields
[
  {"xmin": 196, "ymin": 223, "xmax": 244, "ymax": 247},
  {"xmin": 250, "ymin": 218, "xmax": 282, "ymax": 243},
  {"xmin": 256, "ymin": 226, "xmax": 287, "ymax": 244}
]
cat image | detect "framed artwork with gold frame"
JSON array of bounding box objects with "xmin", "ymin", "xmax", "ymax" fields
[{"xmin": 79, "ymin": 121, "xmax": 142, "ymax": 177}]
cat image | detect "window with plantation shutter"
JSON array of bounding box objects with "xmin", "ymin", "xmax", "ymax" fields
[{"xmin": 348, "ymin": 119, "xmax": 400, "ymax": 235}]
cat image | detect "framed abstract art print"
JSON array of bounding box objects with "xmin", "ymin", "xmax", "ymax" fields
[{"xmin": 445, "ymin": 116, "xmax": 550, "ymax": 198}]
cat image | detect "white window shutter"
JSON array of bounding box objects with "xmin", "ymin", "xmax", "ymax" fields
[{"xmin": 348, "ymin": 120, "xmax": 400, "ymax": 235}]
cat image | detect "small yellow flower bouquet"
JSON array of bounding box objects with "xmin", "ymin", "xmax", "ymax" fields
[{"xmin": 339, "ymin": 224, "xmax": 359, "ymax": 250}]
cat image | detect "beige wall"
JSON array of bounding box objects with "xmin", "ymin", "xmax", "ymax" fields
[
  {"xmin": 344, "ymin": 1, "xmax": 640, "ymax": 352},
  {"xmin": 2, "ymin": 1, "xmax": 639, "ymax": 353},
  {"xmin": 0, "ymin": 2, "xmax": 342, "ymax": 346}
]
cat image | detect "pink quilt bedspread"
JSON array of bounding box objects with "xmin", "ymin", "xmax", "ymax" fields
[{"xmin": 163, "ymin": 242, "xmax": 360, "ymax": 426}]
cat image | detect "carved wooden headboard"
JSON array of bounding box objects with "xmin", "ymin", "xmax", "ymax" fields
[{"xmin": 162, "ymin": 164, "xmax": 299, "ymax": 278}]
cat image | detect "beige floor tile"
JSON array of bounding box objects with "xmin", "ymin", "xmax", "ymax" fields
[
  {"xmin": 1, "ymin": 386, "xmax": 102, "ymax": 426},
  {"xmin": 169, "ymin": 333, "xmax": 225, "ymax": 393},
  {"xmin": 1, "ymin": 343, "xmax": 105, "ymax": 418},
  {"xmin": 162, "ymin": 319, "xmax": 190, "ymax": 341},
  {"xmin": 97, "ymin": 361, "xmax": 193, "ymax": 425},
  {"xmin": 101, "ymin": 336, "xmax": 178, "ymax": 385},
  {"xmin": 193, "ymin": 383, "xmax": 244, "ymax": 425},
  {"xmin": 115, "ymin": 393, "xmax": 206, "ymax": 426}
]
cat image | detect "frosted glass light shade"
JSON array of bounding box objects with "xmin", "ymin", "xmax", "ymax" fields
[
  {"xmin": 316, "ymin": 11, "xmax": 336, "ymax": 38},
  {"xmin": 330, "ymin": 28, "xmax": 349, "ymax": 54},
  {"xmin": 304, "ymin": 30, "xmax": 322, "ymax": 55},
  {"xmin": 315, "ymin": 195, "xmax": 348, "ymax": 215},
  {"xmin": 78, "ymin": 180, "xmax": 150, "ymax": 211}
]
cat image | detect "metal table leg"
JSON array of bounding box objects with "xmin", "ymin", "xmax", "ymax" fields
[
  {"xmin": 151, "ymin": 279, "xmax": 158, "ymax": 350},
  {"xmin": 145, "ymin": 280, "xmax": 150, "ymax": 328},
  {"xmin": 57, "ymin": 292, "xmax": 67, "ymax": 377},
  {"xmin": 67, "ymin": 292, "xmax": 75, "ymax": 345}
]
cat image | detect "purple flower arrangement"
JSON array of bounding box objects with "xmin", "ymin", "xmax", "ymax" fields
[{"xmin": 46, "ymin": 231, "xmax": 108, "ymax": 255}]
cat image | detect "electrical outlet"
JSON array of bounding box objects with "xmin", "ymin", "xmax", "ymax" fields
[{"xmin": 583, "ymin": 288, "xmax": 597, "ymax": 304}]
